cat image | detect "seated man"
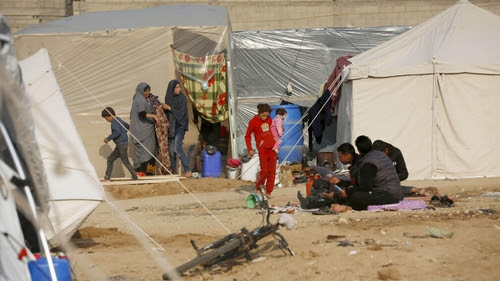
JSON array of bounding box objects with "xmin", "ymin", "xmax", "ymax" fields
[
  {"xmin": 297, "ymin": 177, "xmax": 343, "ymax": 209},
  {"xmin": 341, "ymin": 135, "xmax": 403, "ymax": 211},
  {"xmin": 373, "ymin": 139, "xmax": 438, "ymax": 197},
  {"xmin": 297, "ymin": 148, "xmax": 357, "ymax": 209},
  {"xmin": 308, "ymin": 142, "xmax": 358, "ymax": 212},
  {"xmin": 302, "ymin": 165, "xmax": 350, "ymax": 187}
]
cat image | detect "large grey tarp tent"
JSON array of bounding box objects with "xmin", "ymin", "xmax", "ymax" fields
[
  {"xmin": 13, "ymin": 5, "xmax": 235, "ymax": 176},
  {"xmin": 231, "ymin": 26, "xmax": 411, "ymax": 154},
  {"xmin": 338, "ymin": 0, "xmax": 500, "ymax": 179}
]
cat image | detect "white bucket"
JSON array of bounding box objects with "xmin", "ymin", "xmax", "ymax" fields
[
  {"xmin": 225, "ymin": 166, "xmax": 241, "ymax": 179},
  {"xmin": 240, "ymin": 155, "xmax": 260, "ymax": 182}
]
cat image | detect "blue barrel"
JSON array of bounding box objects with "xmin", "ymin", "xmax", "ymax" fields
[
  {"xmin": 202, "ymin": 150, "xmax": 222, "ymax": 177},
  {"xmin": 270, "ymin": 104, "xmax": 304, "ymax": 163}
]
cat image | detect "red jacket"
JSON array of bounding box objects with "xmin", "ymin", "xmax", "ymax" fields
[{"xmin": 245, "ymin": 115, "xmax": 276, "ymax": 151}]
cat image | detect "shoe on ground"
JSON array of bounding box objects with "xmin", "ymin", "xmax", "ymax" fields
[
  {"xmin": 297, "ymin": 191, "xmax": 309, "ymax": 209},
  {"xmin": 183, "ymin": 172, "xmax": 192, "ymax": 178},
  {"xmin": 430, "ymin": 195, "xmax": 455, "ymax": 207}
]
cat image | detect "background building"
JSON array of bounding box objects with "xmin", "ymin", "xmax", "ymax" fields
[{"xmin": 1, "ymin": 0, "xmax": 499, "ymax": 32}]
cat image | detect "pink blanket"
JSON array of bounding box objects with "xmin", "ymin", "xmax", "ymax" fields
[{"xmin": 367, "ymin": 199, "xmax": 426, "ymax": 211}]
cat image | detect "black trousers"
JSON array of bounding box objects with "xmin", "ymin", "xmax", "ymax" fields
[
  {"xmin": 401, "ymin": 185, "xmax": 414, "ymax": 195},
  {"xmin": 105, "ymin": 144, "xmax": 136, "ymax": 179},
  {"xmin": 302, "ymin": 181, "xmax": 345, "ymax": 209},
  {"xmin": 348, "ymin": 191, "xmax": 400, "ymax": 211}
]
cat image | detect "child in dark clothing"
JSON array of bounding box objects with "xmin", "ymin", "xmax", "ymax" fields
[{"xmin": 102, "ymin": 107, "xmax": 138, "ymax": 181}]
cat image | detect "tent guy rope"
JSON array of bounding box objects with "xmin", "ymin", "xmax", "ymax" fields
[{"xmin": 277, "ymin": 70, "xmax": 348, "ymax": 173}]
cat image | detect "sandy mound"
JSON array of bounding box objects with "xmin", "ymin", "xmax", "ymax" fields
[{"xmin": 105, "ymin": 178, "xmax": 253, "ymax": 200}]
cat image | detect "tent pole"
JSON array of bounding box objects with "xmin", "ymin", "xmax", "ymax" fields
[
  {"xmin": 225, "ymin": 25, "xmax": 238, "ymax": 159},
  {"xmin": 227, "ymin": 59, "xmax": 238, "ymax": 159},
  {"xmin": 431, "ymin": 57, "xmax": 438, "ymax": 178}
]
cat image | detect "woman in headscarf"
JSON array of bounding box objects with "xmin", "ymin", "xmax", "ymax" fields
[
  {"xmin": 164, "ymin": 80, "xmax": 191, "ymax": 177},
  {"xmin": 130, "ymin": 82, "xmax": 159, "ymax": 175}
]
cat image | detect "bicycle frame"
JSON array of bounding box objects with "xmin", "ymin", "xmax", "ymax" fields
[{"xmin": 162, "ymin": 194, "xmax": 294, "ymax": 280}]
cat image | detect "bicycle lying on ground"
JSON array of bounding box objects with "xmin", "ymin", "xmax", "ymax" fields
[{"xmin": 162, "ymin": 193, "xmax": 295, "ymax": 280}]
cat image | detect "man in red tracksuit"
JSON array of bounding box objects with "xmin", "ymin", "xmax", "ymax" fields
[{"xmin": 245, "ymin": 103, "xmax": 277, "ymax": 198}]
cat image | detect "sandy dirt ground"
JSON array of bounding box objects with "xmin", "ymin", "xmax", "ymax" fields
[{"xmin": 70, "ymin": 176, "xmax": 500, "ymax": 281}]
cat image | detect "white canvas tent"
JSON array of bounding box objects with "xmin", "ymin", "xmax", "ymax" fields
[
  {"xmin": 1, "ymin": 14, "xmax": 45, "ymax": 280},
  {"xmin": 337, "ymin": 0, "xmax": 500, "ymax": 179},
  {"xmin": 13, "ymin": 5, "xmax": 235, "ymax": 176},
  {"xmin": 0, "ymin": 151, "xmax": 32, "ymax": 281},
  {"xmin": 0, "ymin": 107, "xmax": 31, "ymax": 281},
  {"xmin": 18, "ymin": 48, "xmax": 105, "ymax": 244}
]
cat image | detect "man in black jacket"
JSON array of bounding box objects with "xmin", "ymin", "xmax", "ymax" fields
[
  {"xmin": 372, "ymin": 140, "xmax": 408, "ymax": 181},
  {"xmin": 373, "ymin": 140, "xmax": 438, "ymax": 197}
]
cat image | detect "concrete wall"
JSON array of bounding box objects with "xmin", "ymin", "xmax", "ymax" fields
[
  {"xmin": 0, "ymin": 0, "xmax": 72, "ymax": 32},
  {"xmin": 2, "ymin": 0, "xmax": 499, "ymax": 32},
  {"xmin": 73, "ymin": 0, "xmax": 500, "ymax": 30}
]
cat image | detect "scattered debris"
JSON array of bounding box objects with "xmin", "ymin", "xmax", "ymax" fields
[
  {"xmin": 338, "ymin": 240, "xmax": 354, "ymax": 247},
  {"xmin": 403, "ymin": 232, "xmax": 430, "ymax": 239},
  {"xmin": 368, "ymin": 245, "xmax": 383, "ymax": 251},
  {"xmin": 477, "ymin": 208, "xmax": 496, "ymax": 214},
  {"xmin": 251, "ymin": 257, "xmax": 266, "ymax": 263},
  {"xmin": 338, "ymin": 218, "xmax": 349, "ymax": 224},
  {"xmin": 108, "ymin": 275, "xmax": 133, "ymax": 281},
  {"xmin": 481, "ymin": 192, "xmax": 500, "ymax": 197},
  {"xmin": 326, "ymin": 234, "xmax": 346, "ymax": 241},
  {"xmin": 382, "ymin": 260, "xmax": 393, "ymax": 267},
  {"xmin": 427, "ymin": 227, "xmax": 454, "ymax": 238}
]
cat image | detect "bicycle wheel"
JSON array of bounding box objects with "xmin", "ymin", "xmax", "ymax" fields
[
  {"xmin": 163, "ymin": 238, "xmax": 242, "ymax": 280},
  {"xmin": 273, "ymin": 232, "xmax": 295, "ymax": 256}
]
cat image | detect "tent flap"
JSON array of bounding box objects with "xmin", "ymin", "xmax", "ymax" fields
[{"xmin": 19, "ymin": 49, "xmax": 105, "ymax": 244}]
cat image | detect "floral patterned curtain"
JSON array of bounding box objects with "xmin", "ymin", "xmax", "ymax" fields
[{"xmin": 173, "ymin": 49, "xmax": 228, "ymax": 123}]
